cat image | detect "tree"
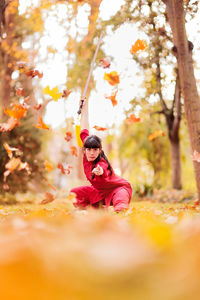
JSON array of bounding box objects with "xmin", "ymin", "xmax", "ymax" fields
[{"xmin": 163, "ymin": 0, "xmax": 200, "ymax": 199}]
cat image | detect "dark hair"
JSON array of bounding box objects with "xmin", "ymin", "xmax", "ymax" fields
[{"xmin": 84, "ymin": 135, "xmax": 113, "ymax": 179}]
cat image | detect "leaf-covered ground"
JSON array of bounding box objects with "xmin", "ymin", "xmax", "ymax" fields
[{"xmin": 0, "ymin": 195, "xmax": 200, "ymax": 300}]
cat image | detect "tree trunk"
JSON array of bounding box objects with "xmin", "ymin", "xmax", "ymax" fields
[
  {"xmin": 170, "ymin": 139, "xmax": 182, "ymax": 189},
  {"xmin": 164, "ymin": 0, "xmax": 200, "ymax": 198}
]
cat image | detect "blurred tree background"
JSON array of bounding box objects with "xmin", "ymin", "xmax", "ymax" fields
[{"xmin": 0, "ymin": 0, "xmax": 200, "ymax": 196}]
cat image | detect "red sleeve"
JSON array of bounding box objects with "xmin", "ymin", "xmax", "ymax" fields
[{"xmin": 80, "ymin": 129, "xmax": 89, "ymax": 143}]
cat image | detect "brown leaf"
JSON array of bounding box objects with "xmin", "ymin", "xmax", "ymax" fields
[
  {"xmin": 40, "ymin": 192, "xmax": 55, "ymax": 204},
  {"xmin": 99, "ymin": 58, "xmax": 111, "ymax": 69}
]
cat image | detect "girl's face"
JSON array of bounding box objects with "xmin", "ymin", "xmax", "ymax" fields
[{"xmin": 84, "ymin": 148, "xmax": 101, "ymax": 161}]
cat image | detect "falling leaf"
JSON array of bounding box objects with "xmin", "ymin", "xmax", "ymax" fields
[
  {"xmin": 93, "ymin": 126, "xmax": 107, "ymax": 131},
  {"xmin": 194, "ymin": 199, "xmax": 200, "ymax": 206},
  {"xmin": 130, "ymin": 39, "xmax": 148, "ymax": 54},
  {"xmin": 57, "ymin": 162, "xmax": 66, "ymax": 175},
  {"xmin": 34, "ymin": 104, "xmax": 42, "ymax": 110},
  {"xmin": 40, "ymin": 192, "xmax": 55, "ymax": 205},
  {"xmin": 26, "ymin": 69, "xmax": 43, "ymax": 78},
  {"xmin": 191, "ymin": 150, "xmax": 200, "ymax": 163},
  {"xmin": 62, "ymin": 89, "xmax": 72, "ymax": 98},
  {"xmin": 34, "ymin": 116, "xmax": 50, "ymax": 130},
  {"xmin": 104, "ymin": 71, "xmax": 120, "ymax": 86},
  {"xmin": 15, "ymin": 88, "xmax": 25, "ymax": 96},
  {"xmin": 44, "ymin": 160, "xmax": 54, "ymax": 172},
  {"xmin": 126, "ymin": 114, "xmax": 141, "ymax": 124},
  {"xmin": 57, "ymin": 162, "xmax": 72, "ymax": 175},
  {"xmin": 4, "ymin": 103, "xmax": 28, "ymax": 120},
  {"xmin": 0, "ymin": 117, "xmax": 19, "ymax": 132},
  {"xmin": 3, "ymin": 143, "xmax": 18, "ymax": 158},
  {"xmin": 148, "ymin": 130, "xmax": 166, "ymax": 141},
  {"xmin": 16, "ymin": 61, "xmax": 27, "ymax": 69},
  {"xmin": 64, "ymin": 131, "xmax": 73, "ymax": 142},
  {"xmin": 105, "ymin": 90, "xmax": 118, "ymax": 106},
  {"xmin": 70, "ymin": 146, "xmax": 78, "ymax": 157},
  {"xmin": 99, "ymin": 58, "xmax": 111, "ymax": 69},
  {"xmin": 47, "ymin": 182, "xmax": 57, "ymax": 191},
  {"xmin": 43, "ymin": 85, "xmax": 62, "ymax": 101}
]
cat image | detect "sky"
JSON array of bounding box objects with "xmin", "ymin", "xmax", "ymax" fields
[{"xmin": 19, "ymin": 0, "xmax": 200, "ymax": 133}]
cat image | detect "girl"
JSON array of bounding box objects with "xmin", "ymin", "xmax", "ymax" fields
[{"xmin": 70, "ymin": 128, "xmax": 132, "ymax": 212}]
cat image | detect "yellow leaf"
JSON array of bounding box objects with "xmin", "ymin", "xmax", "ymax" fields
[{"xmin": 43, "ymin": 85, "xmax": 62, "ymax": 101}]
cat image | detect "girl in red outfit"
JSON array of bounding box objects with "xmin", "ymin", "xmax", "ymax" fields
[{"xmin": 70, "ymin": 128, "xmax": 132, "ymax": 212}]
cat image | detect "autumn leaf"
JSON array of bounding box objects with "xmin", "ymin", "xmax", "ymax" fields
[
  {"xmin": 99, "ymin": 58, "xmax": 111, "ymax": 69},
  {"xmin": 64, "ymin": 131, "xmax": 73, "ymax": 142},
  {"xmin": 34, "ymin": 104, "xmax": 42, "ymax": 110},
  {"xmin": 191, "ymin": 150, "xmax": 200, "ymax": 163},
  {"xmin": 57, "ymin": 162, "xmax": 66, "ymax": 175},
  {"xmin": 43, "ymin": 85, "xmax": 62, "ymax": 101},
  {"xmin": 44, "ymin": 160, "xmax": 54, "ymax": 172},
  {"xmin": 62, "ymin": 89, "xmax": 72, "ymax": 98},
  {"xmin": 105, "ymin": 90, "xmax": 118, "ymax": 106},
  {"xmin": 0, "ymin": 117, "xmax": 19, "ymax": 132},
  {"xmin": 26, "ymin": 69, "xmax": 43, "ymax": 78},
  {"xmin": 148, "ymin": 130, "xmax": 166, "ymax": 141},
  {"xmin": 126, "ymin": 114, "xmax": 141, "ymax": 124},
  {"xmin": 34, "ymin": 116, "xmax": 50, "ymax": 130},
  {"xmin": 70, "ymin": 146, "xmax": 78, "ymax": 157},
  {"xmin": 130, "ymin": 39, "xmax": 148, "ymax": 54},
  {"xmin": 93, "ymin": 126, "xmax": 107, "ymax": 131},
  {"xmin": 40, "ymin": 192, "xmax": 55, "ymax": 205},
  {"xmin": 4, "ymin": 103, "xmax": 28, "ymax": 120},
  {"xmin": 15, "ymin": 88, "xmax": 25, "ymax": 96},
  {"xmin": 47, "ymin": 182, "xmax": 57, "ymax": 191},
  {"xmin": 3, "ymin": 143, "xmax": 18, "ymax": 158},
  {"xmin": 16, "ymin": 61, "xmax": 27, "ymax": 69},
  {"xmin": 57, "ymin": 162, "xmax": 72, "ymax": 175},
  {"xmin": 104, "ymin": 71, "xmax": 120, "ymax": 86}
]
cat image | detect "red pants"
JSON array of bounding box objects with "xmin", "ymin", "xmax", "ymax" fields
[{"xmin": 70, "ymin": 186, "xmax": 130, "ymax": 212}]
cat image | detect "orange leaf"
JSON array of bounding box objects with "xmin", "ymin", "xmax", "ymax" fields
[
  {"xmin": 57, "ymin": 162, "xmax": 66, "ymax": 175},
  {"xmin": 64, "ymin": 131, "xmax": 73, "ymax": 142},
  {"xmin": 40, "ymin": 192, "xmax": 55, "ymax": 205},
  {"xmin": 3, "ymin": 142, "xmax": 18, "ymax": 158},
  {"xmin": 44, "ymin": 160, "xmax": 54, "ymax": 172},
  {"xmin": 192, "ymin": 150, "xmax": 200, "ymax": 163},
  {"xmin": 105, "ymin": 90, "xmax": 118, "ymax": 106},
  {"xmin": 99, "ymin": 58, "xmax": 111, "ymax": 69},
  {"xmin": 104, "ymin": 71, "xmax": 120, "ymax": 86},
  {"xmin": 34, "ymin": 116, "xmax": 50, "ymax": 130},
  {"xmin": 34, "ymin": 104, "xmax": 42, "ymax": 110},
  {"xmin": 62, "ymin": 89, "xmax": 72, "ymax": 98},
  {"xmin": 126, "ymin": 114, "xmax": 141, "ymax": 124},
  {"xmin": 47, "ymin": 182, "xmax": 57, "ymax": 191},
  {"xmin": 4, "ymin": 103, "xmax": 27, "ymax": 120},
  {"xmin": 93, "ymin": 126, "xmax": 107, "ymax": 131},
  {"xmin": 130, "ymin": 39, "xmax": 148, "ymax": 54},
  {"xmin": 70, "ymin": 146, "xmax": 78, "ymax": 157},
  {"xmin": 0, "ymin": 117, "xmax": 19, "ymax": 132},
  {"xmin": 148, "ymin": 130, "xmax": 166, "ymax": 141},
  {"xmin": 26, "ymin": 69, "xmax": 43, "ymax": 78},
  {"xmin": 16, "ymin": 88, "xmax": 25, "ymax": 96}
]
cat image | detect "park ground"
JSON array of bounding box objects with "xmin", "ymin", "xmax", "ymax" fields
[{"xmin": 0, "ymin": 189, "xmax": 200, "ymax": 300}]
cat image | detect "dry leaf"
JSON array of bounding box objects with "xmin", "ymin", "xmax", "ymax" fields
[
  {"xmin": 130, "ymin": 39, "xmax": 148, "ymax": 54},
  {"xmin": 105, "ymin": 90, "xmax": 118, "ymax": 106},
  {"xmin": 99, "ymin": 58, "xmax": 111, "ymax": 69},
  {"xmin": 104, "ymin": 71, "xmax": 120, "ymax": 86},
  {"xmin": 44, "ymin": 160, "xmax": 54, "ymax": 172},
  {"xmin": 34, "ymin": 116, "xmax": 50, "ymax": 130},
  {"xmin": 93, "ymin": 126, "xmax": 107, "ymax": 131},
  {"xmin": 40, "ymin": 192, "xmax": 55, "ymax": 205},
  {"xmin": 70, "ymin": 146, "xmax": 78, "ymax": 157},
  {"xmin": 64, "ymin": 131, "xmax": 73, "ymax": 142},
  {"xmin": 62, "ymin": 89, "xmax": 72, "ymax": 98},
  {"xmin": 126, "ymin": 114, "xmax": 141, "ymax": 124}
]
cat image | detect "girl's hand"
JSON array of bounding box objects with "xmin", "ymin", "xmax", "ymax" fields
[{"xmin": 92, "ymin": 164, "xmax": 103, "ymax": 176}]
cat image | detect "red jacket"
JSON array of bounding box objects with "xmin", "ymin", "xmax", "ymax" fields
[{"xmin": 81, "ymin": 129, "xmax": 132, "ymax": 207}]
